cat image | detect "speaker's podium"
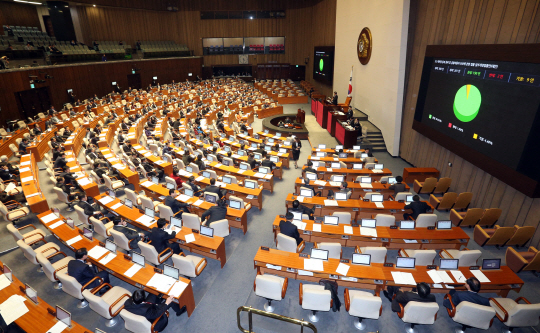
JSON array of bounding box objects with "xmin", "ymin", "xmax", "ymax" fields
[{"xmin": 312, "ymin": 99, "xmax": 341, "ymax": 129}]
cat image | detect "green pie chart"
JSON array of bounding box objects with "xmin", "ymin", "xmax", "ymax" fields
[
  {"xmin": 453, "ymin": 84, "xmax": 481, "ymax": 122},
  {"xmin": 319, "ymin": 59, "xmax": 324, "ymax": 72}
]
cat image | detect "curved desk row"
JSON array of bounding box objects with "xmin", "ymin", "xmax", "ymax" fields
[
  {"xmin": 293, "ymin": 178, "xmax": 410, "ymax": 200},
  {"xmin": 301, "ymin": 166, "xmax": 392, "ymax": 182},
  {"xmin": 20, "ymin": 154, "xmax": 49, "ymax": 214}
]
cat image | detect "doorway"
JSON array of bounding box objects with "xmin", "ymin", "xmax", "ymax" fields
[
  {"xmin": 127, "ymin": 74, "xmax": 142, "ymax": 90},
  {"xmin": 16, "ymin": 87, "xmax": 51, "ymax": 121}
]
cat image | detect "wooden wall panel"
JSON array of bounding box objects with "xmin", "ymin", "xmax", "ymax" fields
[
  {"xmin": 0, "ymin": 57, "xmax": 202, "ymax": 127},
  {"xmin": 0, "ymin": 1, "xmax": 41, "ymax": 29},
  {"xmin": 401, "ymin": 0, "xmax": 540, "ymax": 247}
]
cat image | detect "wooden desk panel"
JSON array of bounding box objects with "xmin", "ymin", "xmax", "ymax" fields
[
  {"xmin": 98, "ymin": 147, "xmax": 141, "ymax": 192},
  {"xmin": 257, "ymin": 106, "xmax": 284, "ymax": 119},
  {"xmin": 19, "ymin": 154, "xmax": 49, "ymax": 213},
  {"xmin": 27, "ymin": 129, "xmax": 56, "ymax": 162},
  {"xmin": 403, "ymin": 167, "xmax": 440, "ymax": 184},
  {"xmin": 293, "ymin": 178, "xmax": 410, "ymax": 200},
  {"xmin": 302, "ymin": 166, "xmax": 392, "ymax": 182},
  {"xmin": 132, "ymin": 144, "xmax": 173, "ymax": 176}
]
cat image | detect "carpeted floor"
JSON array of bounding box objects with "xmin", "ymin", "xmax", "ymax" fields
[{"xmin": 1, "ymin": 101, "xmax": 539, "ymax": 333}]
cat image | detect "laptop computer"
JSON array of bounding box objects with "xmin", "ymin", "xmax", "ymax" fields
[{"xmin": 229, "ymin": 199, "xmax": 241, "ymax": 210}]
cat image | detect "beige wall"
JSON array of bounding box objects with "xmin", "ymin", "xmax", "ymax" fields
[{"xmin": 333, "ymin": 0, "xmax": 409, "ymax": 155}]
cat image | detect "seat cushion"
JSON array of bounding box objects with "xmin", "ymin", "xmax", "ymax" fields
[
  {"xmin": 186, "ymin": 255, "xmax": 204, "ymax": 273},
  {"xmin": 348, "ymin": 290, "xmax": 381, "ymax": 319},
  {"xmin": 302, "ymin": 284, "xmax": 330, "ymax": 311},
  {"xmin": 103, "ymin": 286, "xmax": 131, "ymax": 315},
  {"xmin": 35, "ymin": 243, "xmax": 60, "ymax": 260},
  {"xmin": 112, "ymin": 180, "xmax": 124, "ymax": 188},
  {"xmin": 23, "ymin": 229, "xmax": 46, "ymax": 244},
  {"xmin": 7, "ymin": 207, "xmax": 30, "ymax": 220},
  {"xmin": 490, "ymin": 298, "xmax": 517, "ymax": 320},
  {"xmin": 52, "ymin": 256, "xmax": 74, "ymax": 271}
]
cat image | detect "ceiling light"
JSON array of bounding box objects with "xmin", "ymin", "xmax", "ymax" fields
[
  {"xmin": 93, "ymin": 4, "xmax": 96, "ymax": 6},
  {"xmin": 13, "ymin": 0, "xmax": 43, "ymax": 4},
  {"xmin": 250, "ymin": 16, "xmax": 253, "ymax": 20}
]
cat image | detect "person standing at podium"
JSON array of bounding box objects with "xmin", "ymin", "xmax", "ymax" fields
[{"xmin": 332, "ymin": 91, "xmax": 338, "ymax": 105}]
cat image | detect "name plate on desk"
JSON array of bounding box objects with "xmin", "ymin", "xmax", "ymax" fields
[
  {"xmin": 329, "ymin": 274, "xmax": 339, "ymax": 279},
  {"xmin": 352, "ymin": 208, "xmax": 359, "ymax": 212},
  {"xmin": 315, "ymin": 205, "xmax": 322, "ymax": 209},
  {"xmin": 390, "ymin": 226, "xmax": 397, "ymax": 229},
  {"xmin": 340, "ymin": 259, "xmax": 350, "ymax": 263},
  {"xmin": 341, "ymin": 235, "xmax": 350, "ymax": 240},
  {"xmin": 427, "ymin": 226, "xmax": 435, "ymax": 230},
  {"xmin": 340, "ymin": 276, "xmax": 358, "ymax": 282},
  {"xmin": 427, "ymin": 265, "xmax": 437, "ymax": 270},
  {"xmin": 421, "ymin": 239, "xmax": 429, "ymax": 243},
  {"xmin": 286, "ymin": 268, "xmax": 296, "ymax": 273},
  {"xmin": 299, "ymin": 253, "xmax": 308, "ymax": 258},
  {"xmin": 460, "ymin": 239, "xmax": 468, "ymax": 243},
  {"xmin": 384, "ymin": 263, "xmax": 394, "ymax": 267},
  {"xmin": 381, "ymin": 238, "xmax": 389, "ymax": 242},
  {"xmin": 261, "ymin": 246, "xmax": 270, "ymax": 251},
  {"xmin": 469, "ymin": 266, "xmax": 479, "ymax": 270},
  {"xmin": 236, "ymin": 217, "xmax": 241, "ymax": 221},
  {"xmin": 390, "ymin": 209, "xmax": 397, "ymax": 213},
  {"xmin": 210, "ymin": 249, "xmax": 216, "ymax": 254},
  {"xmin": 374, "ymin": 279, "xmax": 384, "ymax": 284},
  {"xmin": 303, "ymin": 230, "xmax": 311, "ymax": 235},
  {"xmin": 363, "ymin": 199, "xmax": 369, "ymax": 202}
]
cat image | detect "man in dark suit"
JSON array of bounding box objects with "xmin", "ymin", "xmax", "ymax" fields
[
  {"xmin": 388, "ymin": 175, "xmax": 407, "ymax": 196},
  {"xmin": 443, "ymin": 277, "xmax": 490, "ymax": 309},
  {"xmin": 301, "ymin": 177, "xmax": 322, "ymax": 197},
  {"xmin": 403, "ymin": 195, "xmax": 430, "ymax": 220},
  {"xmin": 346, "ymin": 107, "xmax": 353, "ymax": 120},
  {"xmin": 332, "ymin": 91, "xmax": 338, "ymax": 105},
  {"xmin": 77, "ymin": 194, "xmax": 107, "ymax": 216},
  {"xmin": 279, "ymin": 213, "xmax": 303, "ymax": 245},
  {"xmin": 123, "ymin": 289, "xmax": 186, "ymax": 332},
  {"xmin": 0, "ymin": 156, "xmax": 18, "ymax": 175},
  {"xmin": 53, "ymin": 152, "xmax": 68, "ymax": 169},
  {"xmin": 0, "ymin": 165, "xmax": 18, "ymax": 182},
  {"xmin": 18, "ymin": 138, "xmax": 30, "ymax": 154},
  {"xmin": 255, "ymin": 144, "xmax": 265, "ymax": 155},
  {"xmin": 186, "ymin": 176, "xmax": 201, "ymax": 196},
  {"xmin": 289, "ymin": 199, "xmax": 314, "ymax": 220},
  {"xmin": 112, "ymin": 216, "xmax": 142, "ymax": 249},
  {"xmin": 203, "ymin": 178, "xmax": 223, "ymax": 198},
  {"xmin": 261, "ymin": 152, "xmax": 276, "ymax": 170},
  {"xmin": 247, "ymin": 153, "xmax": 257, "ymax": 169},
  {"xmin": 144, "ymin": 218, "xmax": 182, "ymax": 254},
  {"xmin": 67, "ymin": 248, "xmax": 110, "ymax": 289},
  {"xmin": 304, "ymin": 161, "xmax": 317, "ymax": 175},
  {"xmin": 164, "ymin": 189, "xmax": 189, "ymax": 215},
  {"xmin": 328, "ymin": 181, "xmax": 352, "ymax": 199},
  {"xmin": 384, "ymin": 282, "xmax": 436, "ymax": 313},
  {"xmin": 201, "ymin": 198, "xmax": 227, "ymax": 225}
]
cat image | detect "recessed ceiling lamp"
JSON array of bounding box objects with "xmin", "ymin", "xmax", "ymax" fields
[{"xmin": 13, "ymin": 0, "xmax": 43, "ymax": 4}]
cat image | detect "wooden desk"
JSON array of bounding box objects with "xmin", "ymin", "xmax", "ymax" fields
[
  {"xmin": 335, "ymin": 121, "xmax": 358, "ymax": 149},
  {"xmin": 36, "ymin": 211, "xmax": 196, "ymax": 316},
  {"xmin": 27, "ymin": 129, "xmax": 55, "ymax": 162},
  {"xmin": 253, "ymin": 248, "xmax": 523, "ymax": 297},
  {"xmin": 257, "ymin": 106, "xmax": 284, "ymax": 119},
  {"xmin": 327, "ymin": 111, "xmax": 347, "ymax": 137},
  {"xmin": 64, "ymin": 151, "xmax": 100, "ymax": 198},
  {"xmin": 271, "ymin": 216, "xmax": 468, "ymax": 249},
  {"xmin": 403, "ymin": 167, "xmax": 440, "ymax": 184},
  {"xmin": 19, "ymin": 154, "xmax": 49, "ymax": 213},
  {"xmin": 276, "ymin": 95, "xmax": 308, "ymax": 105},
  {"xmin": 98, "ymin": 116, "xmax": 125, "ymax": 148},
  {"xmin": 98, "ymin": 147, "xmax": 141, "ymax": 192},
  {"xmin": 236, "ymin": 133, "xmax": 293, "ymax": 156},
  {"xmin": 0, "ymin": 129, "xmax": 29, "ymax": 159},
  {"xmin": 132, "ymin": 144, "xmax": 173, "ymax": 176},
  {"xmin": 63, "ymin": 127, "xmax": 86, "ymax": 157},
  {"xmin": 302, "ymin": 166, "xmax": 392, "ymax": 182},
  {"xmin": 93, "ymin": 194, "xmax": 227, "ymax": 268},
  {"xmin": 307, "ymin": 155, "xmax": 377, "ymax": 166},
  {"xmin": 0, "ymin": 260, "xmax": 90, "ymax": 333},
  {"xmin": 311, "ymin": 148, "xmax": 365, "ymax": 156},
  {"xmin": 284, "ymin": 193, "xmax": 434, "ymax": 221},
  {"xmin": 293, "ymin": 178, "xmax": 410, "ymax": 200}
]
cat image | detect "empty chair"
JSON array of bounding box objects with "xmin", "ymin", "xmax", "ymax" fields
[
  {"xmin": 209, "ymin": 219, "xmax": 230, "ymax": 237},
  {"xmin": 103, "ymin": 174, "xmax": 125, "ymax": 194},
  {"xmin": 139, "ymin": 195, "xmax": 160, "ymax": 212},
  {"xmin": 452, "ymin": 192, "xmax": 473, "ymax": 211},
  {"xmin": 414, "ymin": 214, "xmax": 437, "ymax": 227},
  {"xmin": 474, "ymin": 225, "xmax": 515, "ymax": 248},
  {"xmin": 110, "ymin": 229, "xmax": 137, "ymax": 253},
  {"xmin": 506, "ymin": 225, "xmax": 535, "ymax": 247},
  {"xmin": 355, "ymin": 246, "xmax": 387, "ymax": 264},
  {"xmin": 228, "ymin": 195, "xmax": 251, "ymax": 210},
  {"xmin": 120, "ymin": 307, "xmax": 169, "ymax": 333},
  {"xmin": 394, "ymin": 192, "xmax": 414, "ymax": 202},
  {"xmin": 299, "ymin": 283, "xmax": 332, "ymax": 322},
  {"xmin": 56, "ymin": 272, "xmax": 90, "ymax": 308},
  {"xmin": 333, "ymin": 212, "xmax": 351, "ymax": 225},
  {"xmin": 75, "ymin": 205, "xmax": 90, "ymax": 227},
  {"xmin": 35, "ymin": 251, "xmax": 74, "ymax": 289},
  {"xmin": 182, "ymin": 213, "xmax": 201, "ymax": 230},
  {"xmin": 432, "ymin": 177, "xmax": 452, "ymax": 194},
  {"xmin": 490, "ymin": 296, "xmax": 540, "ymax": 331},
  {"xmin": 125, "ymin": 188, "xmax": 142, "ymax": 207},
  {"xmin": 157, "ymin": 204, "xmax": 177, "ymax": 222},
  {"xmin": 83, "ymin": 285, "xmax": 131, "ymax": 327},
  {"xmin": 314, "ymin": 242, "xmax": 342, "ymax": 259},
  {"xmin": 172, "ymin": 253, "xmax": 207, "ymax": 279},
  {"xmin": 16, "ymin": 239, "xmax": 60, "ymax": 270},
  {"xmin": 413, "ymin": 177, "xmax": 437, "ymax": 194},
  {"xmin": 396, "ymin": 301, "xmax": 439, "ymax": 333},
  {"xmin": 429, "ymin": 192, "xmax": 458, "ymax": 211},
  {"xmin": 0, "ymin": 201, "xmax": 30, "ymax": 224},
  {"xmin": 439, "ymin": 248, "xmax": 482, "ymax": 267},
  {"xmin": 53, "ymin": 187, "xmax": 76, "ymax": 211},
  {"xmin": 91, "ymin": 216, "xmax": 113, "ymax": 238},
  {"xmin": 7, "ymin": 224, "xmax": 46, "ymax": 245},
  {"xmin": 164, "ymin": 176, "xmax": 177, "ymax": 190},
  {"xmin": 399, "ymin": 249, "xmax": 437, "ymax": 266},
  {"xmin": 375, "ymin": 214, "xmax": 395, "ymax": 227},
  {"xmin": 505, "ymin": 246, "xmax": 540, "ymax": 273},
  {"xmin": 139, "ymin": 241, "xmax": 172, "ymax": 267},
  {"xmin": 276, "ymin": 233, "xmax": 305, "ymax": 253},
  {"xmin": 451, "ymin": 208, "xmax": 484, "ymax": 227},
  {"xmin": 253, "ymin": 273, "xmax": 288, "ymax": 313},
  {"xmin": 445, "ymin": 296, "xmax": 495, "ymax": 332},
  {"xmin": 344, "ymin": 289, "xmax": 382, "ymax": 330},
  {"xmin": 477, "ymin": 208, "xmax": 502, "ymax": 227}
]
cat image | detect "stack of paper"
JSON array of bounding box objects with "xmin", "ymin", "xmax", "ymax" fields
[
  {"xmin": 336, "ymin": 263, "xmax": 350, "ymax": 276},
  {"xmin": 77, "ymin": 178, "xmax": 92, "ymax": 186},
  {"xmin": 372, "ymin": 169, "xmax": 384, "ymax": 173},
  {"xmin": 471, "ymin": 270, "xmax": 491, "ymax": 283},
  {"xmin": 169, "ymin": 281, "xmax": 189, "ymax": 297},
  {"xmin": 359, "ymin": 227, "xmax": 377, "ymax": 237},
  {"xmin": 99, "ymin": 252, "xmax": 117, "ymax": 265},
  {"xmin": 450, "ymin": 270, "xmax": 467, "ymax": 283},
  {"xmin": 0, "ymin": 295, "xmax": 29, "ymax": 325},
  {"xmin": 88, "ymin": 246, "xmax": 108, "ymax": 259},
  {"xmin": 329, "ymin": 182, "xmax": 341, "ymax": 187},
  {"xmin": 98, "ymin": 196, "xmax": 114, "ymax": 205},
  {"xmin": 314, "ymin": 180, "xmax": 327, "ymax": 186},
  {"xmin": 136, "ymin": 215, "xmax": 154, "ymax": 226},
  {"xmin": 185, "ymin": 234, "xmax": 196, "ymax": 243},
  {"xmin": 147, "ymin": 273, "xmax": 176, "ymax": 293},
  {"xmin": 253, "ymin": 173, "xmax": 264, "ymax": 178},
  {"xmin": 304, "ymin": 259, "xmax": 324, "ymax": 271},
  {"xmin": 427, "ymin": 270, "xmax": 454, "ymax": 284},
  {"xmin": 41, "ymin": 213, "xmax": 58, "ymax": 224},
  {"xmin": 0, "ymin": 275, "xmax": 11, "ymax": 291},
  {"xmin": 326, "ymin": 168, "xmax": 333, "ymax": 172},
  {"xmin": 18, "ymin": 167, "xmax": 30, "ymax": 173},
  {"xmin": 296, "ymin": 196, "xmax": 304, "ymax": 202},
  {"xmin": 343, "ymin": 226, "xmax": 354, "ymax": 234},
  {"xmin": 124, "ymin": 264, "xmax": 143, "ymax": 278},
  {"xmin": 298, "ymin": 270, "xmax": 314, "ymax": 276},
  {"xmin": 374, "ymin": 202, "xmax": 385, "ymax": 208},
  {"xmin": 360, "ymin": 183, "xmax": 373, "ymax": 189},
  {"xmin": 177, "ymin": 194, "xmax": 190, "ymax": 202},
  {"xmin": 324, "ymin": 200, "xmax": 338, "ymax": 206},
  {"xmin": 141, "ymin": 181, "xmax": 154, "ymax": 187},
  {"xmin": 21, "ymin": 176, "xmax": 33, "ymax": 183},
  {"xmin": 66, "ymin": 235, "xmax": 83, "ymax": 246},
  {"xmin": 196, "ymin": 176, "xmax": 205, "ymax": 181},
  {"xmin": 403, "ymin": 239, "xmax": 418, "ymax": 243},
  {"xmin": 292, "ymin": 220, "xmax": 307, "ymax": 230},
  {"xmin": 49, "ymin": 221, "xmax": 64, "ymax": 229},
  {"xmin": 266, "ymin": 264, "xmax": 282, "ymax": 270},
  {"xmin": 312, "ymin": 224, "xmax": 322, "ymax": 232},
  {"xmin": 391, "ymin": 271, "xmax": 417, "ymax": 285},
  {"xmin": 193, "ymin": 199, "xmax": 203, "ymax": 206}
]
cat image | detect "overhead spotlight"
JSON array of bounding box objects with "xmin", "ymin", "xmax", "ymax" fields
[
  {"xmin": 250, "ymin": 16, "xmax": 253, "ymax": 20},
  {"xmin": 93, "ymin": 4, "xmax": 96, "ymax": 7}
]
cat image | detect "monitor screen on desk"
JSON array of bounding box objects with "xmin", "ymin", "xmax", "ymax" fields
[
  {"xmin": 229, "ymin": 199, "xmax": 241, "ymax": 210},
  {"xmin": 224, "ymin": 146, "xmax": 231, "ymax": 152},
  {"xmin": 374, "ymin": 164, "xmax": 384, "ymax": 170},
  {"xmin": 171, "ymin": 216, "xmax": 182, "ymax": 229},
  {"xmin": 108, "ymin": 190, "xmax": 116, "ymax": 198},
  {"xmin": 439, "ymin": 259, "xmax": 459, "ymax": 270},
  {"xmin": 163, "ymin": 264, "xmax": 180, "ymax": 280},
  {"xmin": 311, "ymin": 248, "xmax": 329, "ymax": 261},
  {"xmin": 25, "ymin": 284, "xmax": 38, "ymax": 304},
  {"xmin": 371, "ymin": 194, "xmax": 384, "ymax": 202},
  {"xmin": 352, "ymin": 253, "xmax": 371, "ymax": 266},
  {"xmin": 56, "ymin": 306, "xmax": 72, "ymax": 327},
  {"xmin": 318, "ymin": 144, "xmax": 326, "ymax": 149},
  {"xmin": 353, "ymin": 163, "xmax": 363, "ymax": 169},
  {"xmin": 482, "ymin": 258, "xmax": 501, "ymax": 270},
  {"xmin": 229, "ymin": 135, "xmax": 235, "ymax": 142},
  {"xmin": 312, "ymin": 161, "xmax": 321, "ymax": 168},
  {"xmin": 268, "ymin": 138, "xmax": 274, "ymax": 143},
  {"xmin": 2, "ymin": 265, "xmax": 11, "ymax": 282},
  {"xmin": 275, "ymin": 132, "xmax": 281, "ymax": 137},
  {"xmin": 200, "ymin": 225, "xmax": 214, "ymax": 237},
  {"xmin": 331, "ymin": 162, "xmax": 340, "ymax": 169},
  {"xmin": 292, "ymin": 211, "xmax": 302, "ymax": 220},
  {"xmin": 335, "ymin": 192, "xmax": 347, "ymax": 201},
  {"xmin": 306, "ymin": 173, "xmax": 317, "ymax": 181},
  {"xmin": 361, "ymin": 177, "xmax": 372, "ymax": 183},
  {"xmin": 339, "ymin": 153, "xmax": 348, "ymax": 158},
  {"xmin": 361, "ymin": 153, "xmax": 368, "ymax": 158},
  {"xmin": 406, "ymin": 195, "xmax": 414, "ymax": 203},
  {"xmin": 166, "ymin": 183, "xmax": 175, "ymax": 190},
  {"xmin": 132, "ymin": 252, "xmax": 145, "ymax": 267},
  {"xmin": 238, "ymin": 150, "xmax": 246, "ymax": 156},
  {"xmin": 400, "ymin": 221, "xmax": 416, "ymax": 230},
  {"xmin": 145, "ymin": 208, "xmax": 155, "ymax": 218},
  {"xmin": 437, "ymin": 220, "xmax": 452, "ymax": 230},
  {"xmin": 184, "ymin": 189, "xmax": 193, "ymax": 197},
  {"xmin": 396, "ymin": 257, "xmax": 416, "ymax": 269},
  {"xmin": 65, "ymin": 218, "xmax": 74, "ymax": 229},
  {"xmin": 259, "ymin": 167, "xmax": 270, "ymax": 174},
  {"xmin": 202, "ymin": 171, "xmax": 211, "ymax": 178},
  {"xmin": 270, "ymin": 156, "xmax": 279, "ymax": 163},
  {"xmin": 162, "ymin": 156, "xmax": 168, "ymax": 163},
  {"xmin": 336, "ymin": 145, "xmax": 343, "ymax": 150},
  {"xmin": 252, "ymin": 143, "xmax": 258, "ymax": 148},
  {"xmin": 83, "ymin": 227, "xmax": 93, "ymax": 241},
  {"xmin": 264, "ymin": 129, "xmax": 269, "ymax": 134},
  {"xmin": 223, "ymin": 176, "xmax": 232, "ymax": 184},
  {"xmin": 186, "ymin": 166, "xmax": 193, "ymax": 173},
  {"xmin": 254, "ymin": 134, "xmax": 259, "ymax": 139},
  {"xmin": 300, "ymin": 189, "xmax": 313, "ymax": 198},
  {"xmin": 105, "ymin": 239, "xmax": 116, "ymax": 253},
  {"xmin": 222, "ymin": 159, "xmax": 230, "ymax": 167},
  {"xmin": 254, "ymin": 153, "xmax": 262, "ymax": 160},
  {"xmin": 245, "ymin": 180, "xmax": 257, "ymax": 189},
  {"xmin": 205, "ymin": 194, "xmax": 217, "ymax": 204},
  {"xmin": 333, "ymin": 175, "xmax": 344, "ymax": 182},
  {"xmin": 323, "ymin": 216, "xmax": 339, "ymax": 225},
  {"xmin": 361, "ymin": 219, "xmax": 376, "ymax": 228},
  {"xmin": 388, "ymin": 177, "xmax": 397, "ymax": 184},
  {"xmin": 265, "ymin": 146, "xmax": 271, "ymax": 151},
  {"xmin": 353, "ymin": 145, "xmax": 361, "ymax": 150},
  {"xmin": 316, "ymin": 152, "xmax": 325, "ymax": 157},
  {"xmin": 279, "ymin": 148, "xmax": 287, "ymax": 154}
]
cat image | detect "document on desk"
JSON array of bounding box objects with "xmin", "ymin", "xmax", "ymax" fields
[
  {"xmin": 41, "ymin": 213, "xmax": 58, "ymax": 224},
  {"xmin": 98, "ymin": 196, "xmax": 114, "ymax": 205},
  {"xmin": 311, "ymin": 157, "xmax": 320, "ymax": 160},
  {"xmin": 193, "ymin": 199, "xmax": 203, "ymax": 207},
  {"xmin": 343, "ymin": 226, "xmax": 354, "ymax": 234},
  {"xmin": 336, "ymin": 263, "xmax": 350, "ymax": 276},
  {"xmin": 111, "ymin": 202, "xmax": 123, "ymax": 210},
  {"xmin": 292, "ymin": 220, "xmax": 306, "ymax": 230},
  {"xmin": 66, "ymin": 158, "xmax": 75, "ymax": 162},
  {"xmin": 314, "ymin": 180, "xmax": 327, "ymax": 186},
  {"xmin": 124, "ymin": 264, "xmax": 143, "ymax": 278},
  {"xmin": 26, "ymin": 192, "xmax": 41, "ymax": 198},
  {"xmin": 196, "ymin": 176, "xmax": 205, "ymax": 182},
  {"xmin": 141, "ymin": 181, "xmax": 154, "ymax": 187},
  {"xmin": 66, "ymin": 235, "xmax": 83, "ymax": 246},
  {"xmin": 237, "ymin": 169, "xmax": 246, "ymax": 174},
  {"xmin": 214, "ymin": 163, "xmax": 223, "ymax": 168},
  {"xmin": 324, "ymin": 200, "xmax": 338, "ymax": 206},
  {"xmin": 450, "ymin": 270, "xmax": 467, "ymax": 283},
  {"xmin": 296, "ymin": 196, "xmax": 304, "ymax": 202},
  {"xmin": 374, "ymin": 202, "xmax": 385, "ymax": 208},
  {"xmin": 0, "ymin": 295, "xmax": 29, "ymax": 325},
  {"xmin": 326, "ymin": 168, "xmax": 333, "ymax": 172},
  {"xmin": 88, "ymin": 246, "xmax": 108, "ymax": 259},
  {"xmin": 77, "ymin": 177, "xmax": 92, "ymax": 186},
  {"xmin": 49, "ymin": 221, "xmax": 64, "ymax": 230},
  {"xmin": 0, "ymin": 275, "xmax": 11, "ymax": 291},
  {"xmin": 264, "ymin": 174, "xmax": 272, "ymax": 179},
  {"xmin": 312, "ymin": 224, "xmax": 322, "ymax": 232},
  {"xmin": 21, "ymin": 176, "xmax": 34, "ymax": 183},
  {"xmin": 391, "ymin": 271, "xmax": 417, "ymax": 285},
  {"xmin": 266, "ymin": 264, "xmax": 282, "ymax": 271},
  {"xmin": 136, "ymin": 214, "xmax": 155, "ymax": 227},
  {"xmin": 155, "ymin": 160, "xmax": 164, "ymax": 165},
  {"xmin": 99, "ymin": 252, "xmax": 117, "ymax": 265},
  {"xmin": 104, "ymin": 154, "xmax": 113, "ymax": 158},
  {"xmin": 147, "ymin": 273, "xmax": 176, "ymax": 293},
  {"xmin": 372, "ymin": 169, "xmax": 384, "ymax": 173},
  {"xmin": 20, "ymin": 161, "xmax": 31, "ymax": 166},
  {"xmin": 427, "ymin": 270, "xmax": 443, "ymax": 283},
  {"xmin": 185, "ymin": 233, "xmax": 196, "ymax": 243},
  {"xmin": 177, "ymin": 194, "xmax": 190, "ymax": 202},
  {"xmin": 18, "ymin": 167, "xmax": 30, "ymax": 173},
  {"xmin": 359, "ymin": 227, "xmax": 378, "ymax": 237},
  {"xmin": 253, "ymin": 173, "xmax": 265, "ymax": 178},
  {"xmin": 471, "ymin": 270, "xmax": 491, "ymax": 283},
  {"xmin": 46, "ymin": 320, "xmax": 69, "ymax": 333},
  {"xmin": 304, "ymin": 259, "xmax": 324, "ymax": 271},
  {"xmin": 329, "ymin": 182, "xmax": 341, "ymax": 187},
  {"xmin": 169, "ymin": 281, "xmax": 188, "ymax": 298},
  {"xmin": 360, "ymin": 183, "xmax": 373, "ymax": 189}
]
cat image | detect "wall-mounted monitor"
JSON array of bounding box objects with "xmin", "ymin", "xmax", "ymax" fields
[{"xmin": 313, "ymin": 46, "xmax": 335, "ymax": 85}]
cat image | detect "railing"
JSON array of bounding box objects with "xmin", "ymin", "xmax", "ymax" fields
[{"xmin": 237, "ymin": 306, "xmax": 317, "ymax": 333}]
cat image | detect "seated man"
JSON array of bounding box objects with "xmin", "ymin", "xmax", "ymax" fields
[
  {"xmin": 0, "ymin": 164, "xmax": 19, "ymax": 182},
  {"xmin": 279, "ymin": 212, "xmax": 303, "ymax": 245},
  {"xmin": 384, "ymin": 282, "xmax": 436, "ymax": 313},
  {"xmin": 260, "ymin": 152, "xmax": 276, "ymax": 170},
  {"xmin": 77, "ymin": 194, "xmax": 107, "ymax": 216},
  {"xmin": 67, "ymin": 248, "xmax": 110, "ymax": 289},
  {"xmin": 403, "ymin": 195, "xmax": 430, "ymax": 220},
  {"xmin": 201, "ymin": 198, "xmax": 227, "ymax": 225},
  {"xmin": 289, "ymin": 199, "xmax": 314, "ymax": 220},
  {"xmin": 443, "ymin": 277, "xmax": 489, "ymax": 309},
  {"xmin": 144, "ymin": 218, "xmax": 182, "ymax": 255},
  {"xmin": 388, "ymin": 175, "xmax": 406, "ymax": 196},
  {"xmin": 328, "ymin": 181, "xmax": 351, "ymax": 199},
  {"xmin": 164, "ymin": 189, "xmax": 189, "ymax": 215},
  {"xmin": 112, "ymin": 216, "xmax": 143, "ymax": 249},
  {"xmin": 123, "ymin": 289, "xmax": 186, "ymax": 332},
  {"xmin": 301, "ymin": 177, "xmax": 321, "ymax": 197},
  {"xmin": 169, "ymin": 168, "xmax": 183, "ymax": 188},
  {"xmin": 203, "ymin": 178, "xmax": 223, "ymax": 199},
  {"xmin": 304, "ymin": 161, "xmax": 317, "ymax": 175},
  {"xmin": 186, "ymin": 176, "xmax": 201, "ymax": 196},
  {"xmin": 57, "ymin": 177, "xmax": 81, "ymax": 201},
  {"xmin": 18, "ymin": 138, "xmax": 30, "ymax": 154}
]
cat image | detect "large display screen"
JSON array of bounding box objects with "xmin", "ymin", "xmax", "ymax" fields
[
  {"xmin": 313, "ymin": 46, "xmax": 334, "ymax": 85},
  {"xmin": 413, "ymin": 44, "xmax": 540, "ymax": 197}
]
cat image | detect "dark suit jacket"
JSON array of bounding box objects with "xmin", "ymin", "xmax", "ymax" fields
[
  {"xmin": 443, "ymin": 291, "xmax": 490, "ymax": 310},
  {"xmin": 54, "ymin": 158, "xmax": 67, "ymax": 169},
  {"xmin": 389, "ymin": 182, "xmax": 407, "ymax": 196},
  {"xmin": 332, "ymin": 95, "xmax": 338, "ymax": 105},
  {"xmin": 304, "ymin": 167, "xmax": 317, "ymax": 174},
  {"xmin": 0, "ymin": 170, "xmax": 14, "ymax": 181},
  {"xmin": 404, "ymin": 201, "xmax": 430, "ymax": 219},
  {"xmin": 201, "ymin": 205, "xmax": 227, "ymax": 224},
  {"xmin": 77, "ymin": 200, "xmax": 98, "ymax": 216},
  {"xmin": 279, "ymin": 220, "xmax": 302, "ymax": 245},
  {"xmin": 123, "ymin": 298, "xmax": 168, "ymax": 332},
  {"xmin": 164, "ymin": 195, "xmax": 188, "ymax": 214},
  {"xmin": 113, "ymin": 225, "xmax": 141, "ymax": 243},
  {"xmin": 261, "ymin": 159, "xmax": 275, "ymax": 169},
  {"xmin": 204, "ymin": 185, "xmax": 223, "ymax": 198},
  {"xmin": 392, "ymin": 291, "xmax": 436, "ymax": 312},
  {"xmin": 144, "ymin": 228, "xmax": 176, "ymax": 254},
  {"xmin": 67, "ymin": 260, "xmax": 98, "ymax": 289}
]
